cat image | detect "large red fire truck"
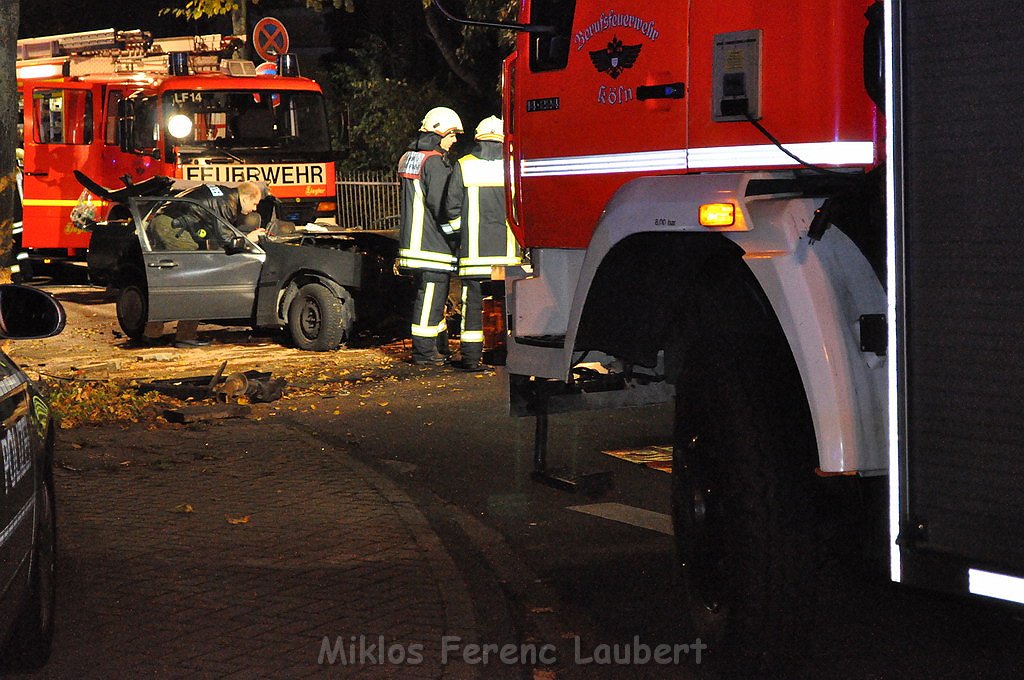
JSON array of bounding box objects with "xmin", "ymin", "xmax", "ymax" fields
[
  {"xmin": 15, "ymin": 28, "xmax": 337, "ymax": 273},
  {"xmin": 441, "ymin": 0, "xmax": 1024, "ymax": 674}
]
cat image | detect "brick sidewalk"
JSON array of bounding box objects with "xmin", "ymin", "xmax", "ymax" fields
[{"xmin": 18, "ymin": 418, "xmax": 480, "ymax": 679}]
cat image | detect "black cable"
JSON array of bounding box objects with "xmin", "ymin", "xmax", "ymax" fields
[{"xmin": 745, "ymin": 113, "xmax": 854, "ymax": 178}]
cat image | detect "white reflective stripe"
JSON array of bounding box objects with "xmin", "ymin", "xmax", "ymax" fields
[
  {"xmin": 410, "ymin": 180, "xmax": 426, "ymax": 252},
  {"xmin": 468, "ymin": 186, "xmax": 480, "ymax": 259},
  {"xmin": 0, "ymin": 497, "xmax": 33, "ymax": 548},
  {"xmin": 411, "ymin": 324, "xmax": 442, "ymax": 337},
  {"xmin": 883, "ymin": 0, "xmax": 902, "ymax": 584},
  {"xmin": 522, "ymin": 149, "xmax": 686, "ymax": 176},
  {"xmin": 519, "ymin": 141, "xmax": 874, "ymax": 177},
  {"xmin": 968, "ymin": 569, "xmax": 1024, "ymax": 605},
  {"xmin": 440, "ymin": 222, "xmax": 456, "ymax": 235},
  {"xmin": 461, "ymin": 330, "xmax": 484, "ymax": 343},
  {"xmin": 461, "ymin": 157, "xmax": 504, "ymax": 187},
  {"xmin": 400, "ymin": 259, "xmax": 455, "ymax": 272},
  {"xmin": 688, "ymin": 142, "xmax": 874, "ymax": 169},
  {"xmin": 419, "ymin": 282, "xmax": 436, "ymax": 329},
  {"xmin": 460, "ymin": 255, "xmax": 522, "ymax": 266},
  {"xmin": 460, "ymin": 286, "xmax": 470, "ymax": 336},
  {"xmin": 398, "ymin": 248, "xmax": 456, "ymax": 264},
  {"xmin": 459, "ymin": 266, "xmax": 493, "ymax": 277}
]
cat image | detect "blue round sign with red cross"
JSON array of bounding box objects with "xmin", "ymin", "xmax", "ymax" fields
[{"xmin": 253, "ymin": 17, "xmax": 289, "ymax": 61}]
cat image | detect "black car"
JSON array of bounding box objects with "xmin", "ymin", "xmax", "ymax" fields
[
  {"xmin": 0, "ymin": 284, "xmax": 64, "ymax": 671},
  {"xmin": 79, "ymin": 174, "xmax": 405, "ymax": 351}
]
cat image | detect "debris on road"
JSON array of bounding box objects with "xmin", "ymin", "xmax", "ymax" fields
[{"xmin": 163, "ymin": 404, "xmax": 253, "ymax": 424}]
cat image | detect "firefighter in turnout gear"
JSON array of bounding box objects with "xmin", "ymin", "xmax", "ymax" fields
[
  {"xmin": 398, "ymin": 106, "xmax": 463, "ymax": 365},
  {"xmin": 444, "ymin": 115, "xmax": 522, "ymax": 371}
]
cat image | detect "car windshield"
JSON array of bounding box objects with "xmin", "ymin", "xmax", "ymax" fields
[{"xmin": 163, "ymin": 89, "xmax": 330, "ymax": 156}]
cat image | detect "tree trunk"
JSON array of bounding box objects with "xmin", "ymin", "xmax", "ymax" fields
[
  {"xmin": 232, "ymin": 2, "xmax": 247, "ymax": 36},
  {"xmin": 423, "ymin": 4, "xmax": 484, "ymax": 97},
  {"xmin": 0, "ymin": 0, "xmax": 19, "ymax": 285}
]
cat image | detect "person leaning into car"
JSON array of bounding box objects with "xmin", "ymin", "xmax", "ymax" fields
[
  {"xmin": 150, "ymin": 181, "xmax": 264, "ymax": 251},
  {"xmin": 145, "ymin": 181, "xmax": 263, "ymax": 347}
]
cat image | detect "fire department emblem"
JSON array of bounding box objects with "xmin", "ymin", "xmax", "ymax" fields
[{"xmin": 589, "ymin": 36, "xmax": 642, "ymax": 79}]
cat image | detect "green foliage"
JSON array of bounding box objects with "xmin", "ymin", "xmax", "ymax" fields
[
  {"xmin": 160, "ymin": 0, "xmax": 349, "ymax": 19},
  {"xmin": 310, "ymin": 41, "xmax": 452, "ymax": 173}
]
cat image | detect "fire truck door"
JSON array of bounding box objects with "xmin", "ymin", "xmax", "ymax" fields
[
  {"xmin": 513, "ymin": 2, "xmax": 688, "ymax": 247},
  {"xmin": 21, "ymin": 81, "xmax": 100, "ymax": 251}
]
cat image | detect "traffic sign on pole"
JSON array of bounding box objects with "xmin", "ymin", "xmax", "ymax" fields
[{"xmin": 253, "ymin": 17, "xmax": 289, "ymax": 62}]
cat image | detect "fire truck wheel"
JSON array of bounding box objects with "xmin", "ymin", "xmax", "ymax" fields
[
  {"xmin": 672, "ymin": 340, "xmax": 817, "ymax": 677},
  {"xmin": 116, "ymin": 285, "xmax": 149, "ymax": 340},
  {"xmin": 287, "ymin": 283, "xmax": 352, "ymax": 351}
]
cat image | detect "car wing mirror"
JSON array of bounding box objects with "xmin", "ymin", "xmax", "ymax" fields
[
  {"xmin": 0, "ymin": 285, "xmax": 67, "ymax": 339},
  {"xmin": 224, "ymin": 235, "xmax": 248, "ymax": 255}
]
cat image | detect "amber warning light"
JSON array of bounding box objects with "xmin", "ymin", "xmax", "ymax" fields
[{"xmin": 699, "ymin": 203, "xmax": 736, "ymax": 227}]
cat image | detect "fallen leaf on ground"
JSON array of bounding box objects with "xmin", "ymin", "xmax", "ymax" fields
[
  {"xmin": 226, "ymin": 515, "xmax": 250, "ymax": 525},
  {"xmin": 172, "ymin": 503, "xmax": 194, "ymax": 514}
]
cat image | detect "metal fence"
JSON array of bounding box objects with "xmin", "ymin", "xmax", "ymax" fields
[{"xmin": 335, "ymin": 171, "xmax": 400, "ymax": 230}]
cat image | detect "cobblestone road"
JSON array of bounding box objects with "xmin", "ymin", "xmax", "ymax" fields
[{"xmin": 16, "ymin": 418, "xmax": 480, "ymax": 679}]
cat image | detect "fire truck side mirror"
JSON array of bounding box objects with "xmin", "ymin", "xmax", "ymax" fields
[{"xmin": 118, "ymin": 98, "xmax": 135, "ymax": 154}]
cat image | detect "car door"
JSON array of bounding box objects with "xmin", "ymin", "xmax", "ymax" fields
[
  {"xmin": 0, "ymin": 355, "xmax": 33, "ymax": 625},
  {"xmin": 132, "ymin": 196, "xmax": 265, "ymax": 323}
]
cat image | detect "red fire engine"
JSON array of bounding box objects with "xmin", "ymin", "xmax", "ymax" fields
[
  {"xmin": 15, "ymin": 28, "xmax": 337, "ymax": 272},
  {"xmin": 440, "ymin": 0, "xmax": 1024, "ymax": 674}
]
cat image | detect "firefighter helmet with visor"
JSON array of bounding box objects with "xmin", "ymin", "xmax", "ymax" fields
[
  {"xmin": 474, "ymin": 116, "xmax": 504, "ymax": 142},
  {"xmin": 420, "ymin": 107, "xmax": 463, "ymax": 137}
]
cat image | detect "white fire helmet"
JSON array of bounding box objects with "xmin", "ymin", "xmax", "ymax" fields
[
  {"xmin": 474, "ymin": 115, "xmax": 504, "ymax": 142},
  {"xmin": 419, "ymin": 107, "xmax": 464, "ymax": 136}
]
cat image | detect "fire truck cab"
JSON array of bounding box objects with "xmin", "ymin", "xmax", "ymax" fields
[{"xmin": 16, "ymin": 28, "xmax": 337, "ymax": 271}]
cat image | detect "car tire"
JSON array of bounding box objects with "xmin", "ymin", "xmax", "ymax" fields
[
  {"xmin": 672, "ymin": 339, "xmax": 817, "ymax": 677},
  {"xmin": 2, "ymin": 470, "xmax": 57, "ymax": 672},
  {"xmin": 287, "ymin": 283, "xmax": 352, "ymax": 351},
  {"xmin": 116, "ymin": 284, "xmax": 148, "ymax": 340}
]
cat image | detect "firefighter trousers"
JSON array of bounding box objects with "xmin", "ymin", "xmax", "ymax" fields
[
  {"xmin": 459, "ymin": 278, "xmax": 484, "ymax": 365},
  {"xmin": 410, "ymin": 270, "xmax": 450, "ymax": 362}
]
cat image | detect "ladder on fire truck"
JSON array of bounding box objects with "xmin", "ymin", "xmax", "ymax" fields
[{"xmin": 16, "ymin": 28, "xmax": 247, "ymax": 79}]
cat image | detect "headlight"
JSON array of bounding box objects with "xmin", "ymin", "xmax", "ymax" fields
[{"xmin": 167, "ymin": 114, "xmax": 193, "ymax": 140}]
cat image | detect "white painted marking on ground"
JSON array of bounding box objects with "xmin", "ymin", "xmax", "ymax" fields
[{"xmin": 567, "ymin": 502, "xmax": 673, "ymax": 535}]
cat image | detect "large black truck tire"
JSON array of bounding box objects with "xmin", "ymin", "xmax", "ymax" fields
[{"xmin": 672, "ymin": 339, "xmax": 819, "ymax": 678}]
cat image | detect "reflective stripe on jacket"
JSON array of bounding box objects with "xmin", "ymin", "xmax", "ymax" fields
[
  {"xmin": 445, "ymin": 141, "xmax": 521, "ymax": 278},
  {"xmin": 398, "ymin": 137, "xmax": 456, "ymax": 272}
]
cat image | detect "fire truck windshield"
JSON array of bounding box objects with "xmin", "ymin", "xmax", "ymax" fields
[{"xmin": 162, "ymin": 89, "xmax": 330, "ymax": 159}]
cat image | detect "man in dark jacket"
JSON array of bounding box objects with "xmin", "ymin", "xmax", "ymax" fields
[
  {"xmin": 150, "ymin": 181, "xmax": 263, "ymax": 251},
  {"xmin": 145, "ymin": 181, "xmax": 263, "ymax": 346},
  {"xmin": 443, "ymin": 116, "xmax": 521, "ymax": 371},
  {"xmin": 397, "ymin": 106, "xmax": 463, "ymax": 365}
]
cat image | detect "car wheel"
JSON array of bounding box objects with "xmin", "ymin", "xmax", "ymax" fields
[
  {"xmin": 672, "ymin": 340, "xmax": 817, "ymax": 677},
  {"xmin": 116, "ymin": 284, "xmax": 148, "ymax": 340},
  {"xmin": 287, "ymin": 283, "xmax": 353, "ymax": 351},
  {"xmin": 2, "ymin": 471, "xmax": 57, "ymax": 671}
]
